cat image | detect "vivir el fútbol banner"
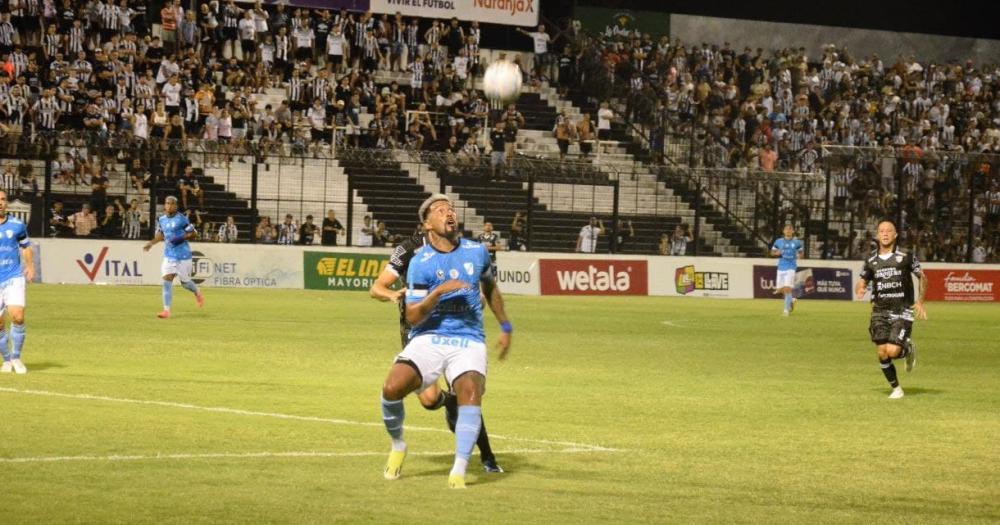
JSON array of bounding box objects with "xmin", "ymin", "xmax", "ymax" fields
[
  {"xmin": 237, "ymin": 0, "xmax": 538, "ymax": 26},
  {"xmin": 370, "ymin": 0, "xmax": 538, "ymax": 27}
]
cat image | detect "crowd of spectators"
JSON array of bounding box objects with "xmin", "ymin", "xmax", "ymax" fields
[{"xmin": 564, "ymin": 22, "xmax": 1000, "ymax": 261}]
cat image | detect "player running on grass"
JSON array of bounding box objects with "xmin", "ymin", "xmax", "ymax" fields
[
  {"xmin": 0, "ymin": 190, "xmax": 34, "ymax": 375},
  {"xmin": 143, "ymin": 196, "xmax": 204, "ymax": 319},
  {"xmin": 855, "ymin": 220, "xmax": 927, "ymax": 399},
  {"xmin": 378, "ymin": 194, "xmax": 512, "ymax": 489},
  {"xmin": 771, "ymin": 224, "xmax": 803, "ymax": 316},
  {"xmin": 370, "ymin": 222, "xmax": 504, "ymax": 473}
]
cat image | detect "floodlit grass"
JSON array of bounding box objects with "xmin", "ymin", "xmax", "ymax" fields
[{"xmin": 1, "ymin": 285, "xmax": 997, "ymax": 524}]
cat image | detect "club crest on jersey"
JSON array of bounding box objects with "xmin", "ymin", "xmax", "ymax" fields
[
  {"xmin": 5, "ymin": 230, "xmax": 12, "ymax": 238},
  {"xmin": 464, "ymin": 262, "xmax": 474, "ymax": 275},
  {"xmin": 436, "ymin": 269, "xmax": 445, "ymax": 279},
  {"xmin": 449, "ymin": 269, "xmax": 459, "ymax": 279},
  {"xmin": 896, "ymin": 255, "xmax": 903, "ymax": 263}
]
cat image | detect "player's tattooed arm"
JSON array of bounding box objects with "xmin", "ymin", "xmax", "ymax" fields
[
  {"xmin": 854, "ymin": 277, "xmax": 868, "ymax": 300},
  {"xmin": 370, "ymin": 266, "xmax": 404, "ymax": 303}
]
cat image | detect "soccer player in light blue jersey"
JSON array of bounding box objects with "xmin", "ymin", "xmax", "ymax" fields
[
  {"xmin": 0, "ymin": 190, "xmax": 34, "ymax": 375},
  {"xmin": 379, "ymin": 194, "xmax": 512, "ymax": 489},
  {"xmin": 771, "ymin": 224, "xmax": 804, "ymax": 316},
  {"xmin": 143, "ymin": 196, "xmax": 204, "ymax": 319}
]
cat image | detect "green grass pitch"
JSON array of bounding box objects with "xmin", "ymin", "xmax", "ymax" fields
[{"xmin": 1, "ymin": 285, "xmax": 997, "ymax": 524}]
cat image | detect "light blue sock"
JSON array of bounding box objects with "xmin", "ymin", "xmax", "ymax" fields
[
  {"xmin": 0, "ymin": 329, "xmax": 8, "ymax": 361},
  {"xmin": 451, "ymin": 405, "xmax": 482, "ymax": 476},
  {"xmin": 162, "ymin": 280, "xmax": 173, "ymax": 310},
  {"xmin": 784, "ymin": 293, "xmax": 793, "ymax": 311},
  {"xmin": 10, "ymin": 324, "xmax": 25, "ymax": 359},
  {"xmin": 180, "ymin": 280, "xmax": 199, "ymax": 295},
  {"xmin": 381, "ymin": 396, "xmax": 406, "ymax": 445}
]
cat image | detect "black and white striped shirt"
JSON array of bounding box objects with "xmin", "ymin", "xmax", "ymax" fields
[
  {"xmin": 33, "ymin": 96, "xmax": 60, "ymax": 129},
  {"xmin": 353, "ymin": 19, "xmax": 369, "ymax": 47},
  {"xmin": 68, "ymin": 26, "xmax": 85, "ymax": 54},
  {"xmin": 223, "ymin": 4, "xmax": 240, "ymax": 29},
  {"xmin": 276, "ymin": 34, "xmax": 289, "ymax": 60},
  {"xmin": 362, "ymin": 34, "xmax": 378, "ymax": 59},
  {"xmin": 44, "ymin": 33, "xmax": 62, "ymax": 58},
  {"xmin": 102, "ymin": 3, "xmax": 120, "ymax": 31},
  {"xmin": 123, "ymin": 209, "xmax": 143, "ymax": 239},
  {"xmin": 404, "ymin": 24, "xmax": 418, "ymax": 48},
  {"xmin": 287, "ymin": 76, "xmax": 304, "ymax": 102},
  {"xmin": 311, "ymin": 77, "xmax": 328, "ymax": 102},
  {"xmin": 0, "ymin": 22, "xmax": 15, "ymax": 47}
]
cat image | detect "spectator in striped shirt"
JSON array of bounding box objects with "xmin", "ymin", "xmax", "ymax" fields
[
  {"xmin": 218, "ymin": 215, "xmax": 239, "ymax": 243},
  {"xmin": 277, "ymin": 214, "xmax": 297, "ymax": 245}
]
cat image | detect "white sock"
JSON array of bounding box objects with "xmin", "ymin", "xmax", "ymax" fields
[
  {"xmin": 450, "ymin": 457, "xmax": 469, "ymax": 477},
  {"xmin": 391, "ymin": 439, "xmax": 406, "ymax": 452}
]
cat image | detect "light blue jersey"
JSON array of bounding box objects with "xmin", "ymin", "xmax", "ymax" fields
[
  {"xmin": 157, "ymin": 213, "xmax": 195, "ymax": 261},
  {"xmin": 0, "ymin": 216, "xmax": 30, "ymax": 285},
  {"xmin": 405, "ymin": 238, "xmax": 492, "ymax": 343},
  {"xmin": 772, "ymin": 237, "xmax": 803, "ymax": 271}
]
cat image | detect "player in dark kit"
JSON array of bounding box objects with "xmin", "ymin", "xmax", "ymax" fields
[
  {"xmin": 855, "ymin": 220, "xmax": 928, "ymax": 399},
  {"xmin": 370, "ymin": 218, "xmax": 504, "ymax": 473}
]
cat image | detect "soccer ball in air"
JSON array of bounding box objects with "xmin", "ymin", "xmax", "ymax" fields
[{"xmin": 483, "ymin": 60, "xmax": 523, "ymax": 102}]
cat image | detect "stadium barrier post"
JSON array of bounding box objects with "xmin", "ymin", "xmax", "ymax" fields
[
  {"xmin": 526, "ymin": 172, "xmax": 534, "ymax": 251},
  {"xmin": 611, "ymin": 178, "xmax": 620, "ymax": 254},
  {"xmin": 346, "ymin": 172, "xmax": 354, "ymax": 246},
  {"xmin": 148, "ymin": 145, "xmax": 158, "ymax": 240},
  {"xmin": 824, "ymin": 164, "xmax": 832, "ymax": 259},
  {"xmin": 42, "ymin": 149, "xmax": 53, "ymax": 238},
  {"xmin": 250, "ymin": 159, "xmax": 259, "ymax": 243},
  {"xmin": 967, "ymin": 165, "xmax": 977, "ymax": 263},
  {"xmin": 693, "ymin": 176, "xmax": 702, "ymax": 256}
]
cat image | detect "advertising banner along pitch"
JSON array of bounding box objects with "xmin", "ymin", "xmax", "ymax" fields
[
  {"xmin": 753, "ymin": 265, "xmax": 853, "ymax": 300},
  {"xmin": 304, "ymin": 251, "xmax": 390, "ymax": 291},
  {"xmin": 539, "ymin": 259, "xmax": 647, "ymax": 296}
]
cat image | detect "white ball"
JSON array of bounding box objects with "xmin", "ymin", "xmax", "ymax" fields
[{"xmin": 483, "ymin": 60, "xmax": 523, "ymax": 102}]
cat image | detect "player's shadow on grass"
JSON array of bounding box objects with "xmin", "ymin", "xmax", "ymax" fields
[
  {"xmin": 407, "ymin": 454, "xmax": 530, "ymax": 486},
  {"xmin": 870, "ymin": 387, "xmax": 945, "ymax": 396},
  {"xmin": 23, "ymin": 361, "xmax": 66, "ymax": 372}
]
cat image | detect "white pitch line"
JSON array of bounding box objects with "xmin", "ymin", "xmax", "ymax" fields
[
  {"xmin": 0, "ymin": 448, "xmax": 612, "ymax": 465},
  {"xmin": 0, "ymin": 387, "xmax": 619, "ymax": 452}
]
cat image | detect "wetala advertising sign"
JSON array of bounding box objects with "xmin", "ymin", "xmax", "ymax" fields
[
  {"xmin": 924, "ymin": 269, "xmax": 1000, "ymax": 302},
  {"xmin": 539, "ymin": 259, "xmax": 647, "ymax": 296},
  {"xmin": 304, "ymin": 251, "xmax": 390, "ymax": 291},
  {"xmin": 753, "ymin": 266, "xmax": 853, "ymax": 300}
]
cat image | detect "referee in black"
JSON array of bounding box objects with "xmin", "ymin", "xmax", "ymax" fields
[
  {"xmin": 370, "ymin": 207, "xmax": 504, "ymax": 473},
  {"xmin": 855, "ymin": 220, "xmax": 928, "ymax": 399}
]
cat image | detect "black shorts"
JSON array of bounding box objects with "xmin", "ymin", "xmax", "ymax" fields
[
  {"xmin": 223, "ymin": 27, "xmax": 237, "ymax": 41},
  {"xmin": 310, "ymin": 128, "xmax": 326, "ymax": 142},
  {"xmin": 241, "ymin": 39, "xmax": 256, "ymax": 55},
  {"xmin": 399, "ymin": 304, "xmax": 410, "ymax": 349},
  {"xmin": 328, "ymin": 54, "xmax": 343, "ymax": 66},
  {"xmin": 557, "ymin": 138, "xmax": 569, "ymax": 155},
  {"xmin": 869, "ymin": 309, "xmax": 914, "ymax": 346}
]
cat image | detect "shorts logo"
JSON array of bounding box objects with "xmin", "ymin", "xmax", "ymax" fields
[
  {"xmin": 431, "ymin": 335, "xmax": 471, "ymax": 348},
  {"xmin": 464, "ymin": 262, "xmax": 474, "ymax": 276},
  {"xmin": 449, "ymin": 269, "xmax": 459, "ymax": 279}
]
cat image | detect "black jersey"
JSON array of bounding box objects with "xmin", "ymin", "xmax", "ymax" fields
[
  {"xmin": 389, "ymin": 233, "xmax": 425, "ymax": 346},
  {"xmin": 388, "ymin": 233, "xmax": 426, "ymax": 283},
  {"xmin": 477, "ymin": 232, "xmax": 499, "ymax": 264},
  {"xmin": 860, "ymin": 250, "xmax": 922, "ymax": 311}
]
